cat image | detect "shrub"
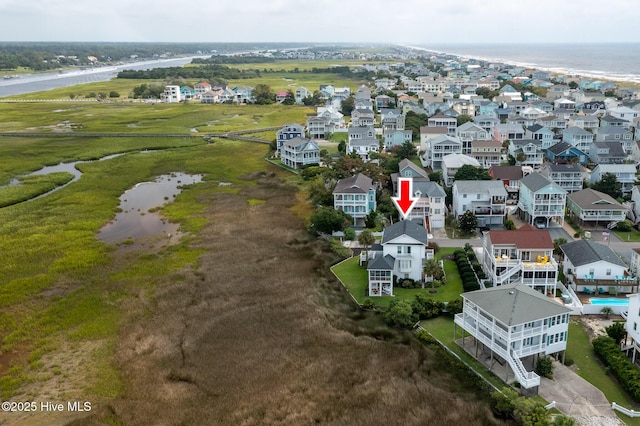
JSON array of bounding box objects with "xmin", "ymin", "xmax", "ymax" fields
[
  {"xmin": 593, "ymin": 336, "xmax": 640, "ymax": 402},
  {"xmin": 411, "ymin": 294, "xmax": 444, "ymax": 320},
  {"xmin": 615, "ymin": 220, "xmax": 634, "ymax": 232},
  {"xmin": 427, "ymin": 241, "xmax": 440, "ymax": 253},
  {"xmin": 362, "ymin": 298, "xmax": 375, "ymax": 310},
  {"xmin": 535, "ymin": 356, "xmax": 554, "ymax": 379},
  {"xmin": 446, "ymin": 298, "xmax": 463, "ymax": 315},
  {"xmin": 344, "ymin": 227, "xmax": 356, "ymax": 240},
  {"xmin": 386, "ymin": 299, "xmax": 418, "ymax": 328},
  {"xmin": 563, "ymin": 355, "xmax": 574, "ymax": 367}
]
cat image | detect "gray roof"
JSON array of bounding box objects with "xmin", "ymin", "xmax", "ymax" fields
[
  {"xmin": 567, "ymin": 188, "xmax": 626, "ymax": 211},
  {"xmin": 521, "ymin": 172, "xmax": 561, "ymax": 193},
  {"xmin": 453, "ymin": 180, "xmax": 508, "ymax": 197},
  {"xmin": 333, "ymin": 173, "xmax": 375, "ymax": 194},
  {"xmin": 398, "ymin": 159, "xmax": 429, "ymax": 179},
  {"xmin": 489, "ymin": 165, "xmax": 523, "ymax": 180},
  {"xmin": 381, "ymin": 220, "xmax": 428, "ymax": 245},
  {"xmin": 545, "ymin": 163, "xmax": 584, "ymax": 173},
  {"xmin": 463, "ymin": 283, "xmax": 571, "ymax": 326},
  {"xmin": 560, "ymin": 239, "xmax": 627, "ymax": 268},
  {"xmin": 414, "ymin": 180, "xmax": 446, "ymax": 198},
  {"xmin": 590, "ymin": 141, "xmax": 626, "ymax": 157},
  {"xmin": 547, "ymin": 142, "xmax": 575, "ymax": 155},
  {"xmin": 367, "ymin": 253, "xmax": 395, "ymax": 271},
  {"xmin": 349, "ymin": 138, "xmax": 379, "ymax": 147}
]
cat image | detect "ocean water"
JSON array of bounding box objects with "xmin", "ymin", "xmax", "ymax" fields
[{"xmin": 415, "ymin": 43, "xmax": 640, "ymax": 84}]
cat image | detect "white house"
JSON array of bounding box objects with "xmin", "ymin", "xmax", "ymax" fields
[
  {"xmin": 333, "ymin": 174, "xmax": 377, "ymax": 226},
  {"xmin": 162, "ymin": 85, "xmax": 181, "ymax": 103},
  {"xmin": 561, "ymin": 240, "xmax": 631, "ymax": 294},
  {"xmin": 566, "ymin": 188, "xmax": 628, "ymax": 228},
  {"xmin": 453, "ymin": 180, "xmax": 508, "ymax": 227},
  {"xmin": 454, "ymin": 283, "xmax": 571, "ymax": 390},
  {"xmin": 517, "ymin": 172, "xmax": 567, "ymax": 227},
  {"xmin": 367, "ymin": 220, "xmax": 429, "ymax": 296},
  {"xmin": 280, "ymin": 137, "xmax": 320, "ymax": 169}
]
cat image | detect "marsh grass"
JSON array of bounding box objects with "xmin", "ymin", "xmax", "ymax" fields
[{"xmin": 0, "ymin": 172, "xmax": 74, "ymax": 206}]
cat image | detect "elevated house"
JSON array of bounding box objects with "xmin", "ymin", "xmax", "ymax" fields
[
  {"xmin": 384, "ymin": 129, "xmax": 413, "ymax": 151},
  {"xmin": 517, "ymin": 173, "xmax": 567, "ymax": 227},
  {"xmin": 426, "ymin": 134, "xmax": 463, "ymax": 171},
  {"xmin": 456, "ymin": 122, "xmax": 490, "ymax": 155},
  {"xmin": 367, "ymin": 220, "xmax": 429, "ymax": 296},
  {"xmin": 333, "ymin": 174, "xmax": 377, "ymax": 226},
  {"xmin": 509, "ymin": 139, "xmax": 544, "ymax": 167},
  {"xmin": 280, "ymin": 137, "xmax": 319, "ymax": 169},
  {"xmin": 347, "ymin": 126, "xmax": 378, "ymax": 161},
  {"xmin": 525, "ymin": 124, "xmax": 555, "ymax": 149},
  {"xmin": 454, "ymin": 283, "xmax": 571, "ymax": 391},
  {"xmin": 162, "ymin": 85, "xmax": 181, "ymax": 103},
  {"xmin": 452, "ymin": 180, "xmax": 508, "ymax": 227},
  {"xmin": 493, "ymin": 123, "xmax": 526, "ymax": 144},
  {"xmin": 428, "ymin": 114, "xmax": 457, "ymax": 136},
  {"xmin": 194, "ymin": 82, "xmax": 211, "ymax": 98},
  {"xmin": 351, "ymin": 108, "xmax": 376, "ymax": 127},
  {"xmin": 306, "ymin": 116, "xmax": 334, "ymax": 140},
  {"xmin": 470, "ymin": 140, "xmax": 502, "ymax": 169},
  {"xmin": 595, "ymin": 126, "xmax": 634, "ymax": 154},
  {"xmin": 295, "ymin": 86, "xmax": 312, "ymax": 104},
  {"xmin": 562, "ymin": 127, "xmax": 594, "ymax": 152},
  {"xmin": 566, "ymin": 188, "xmax": 628, "ymax": 228},
  {"xmin": 482, "ymin": 225, "xmax": 559, "ymax": 295},
  {"xmin": 540, "ymin": 163, "xmax": 585, "ymax": 194}
]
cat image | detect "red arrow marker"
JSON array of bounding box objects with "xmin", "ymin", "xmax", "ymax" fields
[{"xmin": 392, "ymin": 177, "xmax": 418, "ymax": 220}]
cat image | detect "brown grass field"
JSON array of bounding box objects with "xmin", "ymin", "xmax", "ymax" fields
[{"xmin": 58, "ymin": 171, "xmax": 509, "ymax": 426}]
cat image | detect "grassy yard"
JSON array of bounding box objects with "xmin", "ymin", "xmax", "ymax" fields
[
  {"xmin": 331, "ymin": 247, "xmax": 464, "ymax": 308},
  {"xmin": 420, "ymin": 316, "xmax": 506, "ymax": 391},
  {"xmin": 613, "ymin": 228, "xmax": 640, "ymax": 242},
  {"xmin": 566, "ymin": 320, "xmax": 640, "ymax": 425}
]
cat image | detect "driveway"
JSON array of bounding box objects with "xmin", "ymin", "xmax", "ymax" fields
[{"xmin": 539, "ymin": 361, "xmax": 624, "ymax": 425}]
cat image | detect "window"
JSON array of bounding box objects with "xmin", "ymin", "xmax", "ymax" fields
[{"xmin": 606, "ymin": 269, "xmax": 612, "ymax": 276}]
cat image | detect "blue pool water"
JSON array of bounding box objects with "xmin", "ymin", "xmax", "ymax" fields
[{"xmin": 589, "ymin": 298, "xmax": 629, "ymax": 306}]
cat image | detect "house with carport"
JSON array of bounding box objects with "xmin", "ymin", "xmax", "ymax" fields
[
  {"xmin": 566, "ymin": 188, "xmax": 628, "ymax": 228},
  {"xmin": 517, "ymin": 173, "xmax": 567, "ymax": 227},
  {"xmin": 454, "ymin": 283, "xmax": 571, "ymax": 392}
]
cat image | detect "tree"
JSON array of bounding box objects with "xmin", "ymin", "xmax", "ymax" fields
[
  {"xmin": 553, "ymin": 238, "xmax": 568, "ymax": 258},
  {"xmin": 428, "ymin": 171, "xmax": 442, "ymax": 183},
  {"xmin": 394, "ymin": 141, "xmax": 417, "ymax": 160},
  {"xmin": 109, "ymin": 91, "xmax": 120, "ymax": 98},
  {"xmin": 591, "ymin": 172, "xmax": 622, "ymax": 200},
  {"xmin": 358, "ymin": 228, "xmax": 375, "ymax": 255},
  {"xmin": 282, "ymin": 90, "xmax": 295, "ymax": 105},
  {"xmin": 344, "ymin": 227, "xmax": 356, "ymax": 240},
  {"xmin": 605, "ymin": 321, "xmax": 626, "ymax": 344},
  {"xmin": 405, "ymin": 111, "xmax": 428, "ymax": 141},
  {"xmin": 308, "ymin": 207, "xmax": 352, "ymax": 235},
  {"xmin": 456, "ymin": 114, "xmax": 473, "ymax": 126},
  {"xmin": 337, "ymin": 140, "xmax": 346, "ymax": 154},
  {"xmin": 423, "ymin": 258, "xmax": 444, "ymax": 289},
  {"xmin": 453, "ymin": 164, "xmax": 491, "ymax": 181},
  {"xmin": 458, "ymin": 210, "xmax": 478, "ymax": 235},
  {"xmin": 515, "ymin": 152, "xmax": 526, "ymax": 164},
  {"xmin": 252, "ymin": 84, "xmax": 275, "ymax": 105},
  {"xmin": 307, "ymin": 176, "xmax": 335, "ymax": 206},
  {"xmin": 535, "ymin": 356, "xmax": 554, "ymax": 379},
  {"xmin": 363, "ymin": 211, "xmax": 378, "ymax": 229},
  {"xmin": 568, "ymin": 81, "xmax": 579, "ymax": 89},
  {"xmin": 385, "ymin": 299, "xmax": 418, "ymax": 328},
  {"xmin": 340, "ymin": 94, "xmax": 355, "ymax": 116}
]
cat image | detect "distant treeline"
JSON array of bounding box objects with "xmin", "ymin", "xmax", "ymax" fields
[
  {"xmin": 117, "ymin": 65, "xmax": 261, "ymax": 80},
  {"xmin": 191, "ymin": 56, "xmax": 276, "ymax": 65},
  {"xmin": 0, "ymin": 42, "xmax": 307, "ymax": 71}
]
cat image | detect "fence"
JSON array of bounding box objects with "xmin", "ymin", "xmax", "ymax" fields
[{"xmin": 612, "ymin": 402, "xmax": 640, "ymax": 417}]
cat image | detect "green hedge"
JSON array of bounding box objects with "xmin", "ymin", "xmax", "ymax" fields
[{"xmin": 592, "ymin": 336, "xmax": 640, "ymax": 402}]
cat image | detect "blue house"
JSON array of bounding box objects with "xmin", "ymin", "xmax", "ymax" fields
[
  {"xmin": 180, "ymin": 86, "xmax": 195, "ymax": 100},
  {"xmin": 545, "ymin": 142, "xmax": 589, "ymax": 165},
  {"xmin": 276, "ymin": 123, "xmax": 305, "ymax": 156}
]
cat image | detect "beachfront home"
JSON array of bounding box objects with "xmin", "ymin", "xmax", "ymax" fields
[
  {"xmin": 280, "ymin": 137, "xmax": 320, "ymax": 169},
  {"xmin": 367, "ymin": 220, "xmax": 429, "ymax": 296},
  {"xmin": 482, "ymin": 225, "xmax": 558, "ymax": 294},
  {"xmin": 560, "ymin": 240, "xmax": 630, "ymax": 294},
  {"xmin": 566, "ymin": 188, "xmax": 628, "ymax": 228},
  {"xmin": 509, "ymin": 140, "xmax": 544, "ymax": 167},
  {"xmin": 452, "ymin": 180, "xmax": 508, "ymax": 227},
  {"xmin": 333, "ymin": 174, "xmax": 377, "ymax": 226},
  {"xmin": 454, "ymin": 283, "xmax": 571, "ymax": 391},
  {"xmin": 517, "ymin": 173, "xmax": 567, "ymax": 227}
]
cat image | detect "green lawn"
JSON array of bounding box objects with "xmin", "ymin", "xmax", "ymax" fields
[
  {"xmin": 613, "ymin": 228, "xmax": 640, "ymax": 242},
  {"xmin": 566, "ymin": 320, "xmax": 640, "ymax": 425},
  {"xmin": 420, "ymin": 316, "xmax": 506, "ymax": 391},
  {"xmin": 331, "ymin": 247, "xmax": 464, "ymax": 308}
]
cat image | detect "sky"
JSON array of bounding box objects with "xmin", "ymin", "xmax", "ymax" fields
[{"xmin": 1, "ymin": 0, "xmax": 640, "ymax": 44}]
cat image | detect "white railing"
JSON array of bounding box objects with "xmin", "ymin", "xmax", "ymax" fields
[
  {"xmin": 508, "ymin": 349, "xmax": 540, "ymax": 389},
  {"xmin": 496, "ymin": 264, "xmax": 522, "ymax": 284},
  {"xmin": 612, "ymin": 402, "xmax": 640, "ymax": 418}
]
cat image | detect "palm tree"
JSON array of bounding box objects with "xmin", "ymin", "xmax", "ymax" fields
[
  {"xmin": 423, "ymin": 257, "xmax": 444, "ymax": 290},
  {"xmin": 358, "ymin": 229, "xmax": 375, "ymax": 259}
]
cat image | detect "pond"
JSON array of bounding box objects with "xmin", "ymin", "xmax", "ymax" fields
[{"xmin": 97, "ymin": 172, "xmax": 203, "ymax": 249}]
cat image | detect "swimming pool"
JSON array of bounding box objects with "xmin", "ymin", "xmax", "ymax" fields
[{"xmin": 589, "ymin": 298, "xmax": 629, "ymax": 306}]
